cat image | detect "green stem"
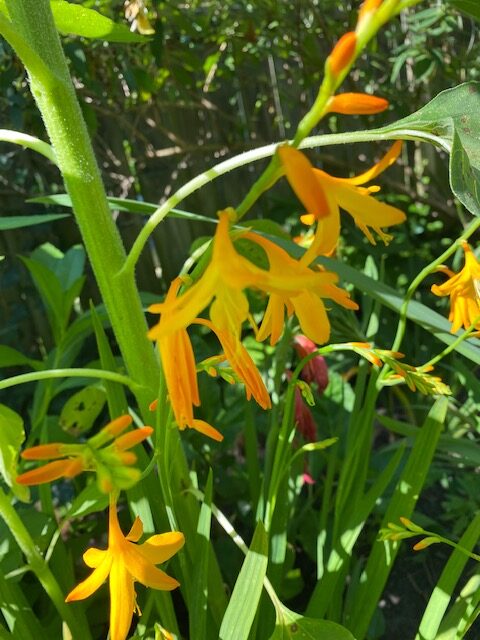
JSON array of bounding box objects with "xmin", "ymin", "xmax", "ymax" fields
[
  {"xmin": 0, "ymin": 129, "xmax": 57, "ymax": 164},
  {"xmin": 0, "ymin": 489, "xmax": 91, "ymax": 640},
  {"xmin": 420, "ymin": 317, "xmax": 480, "ymax": 370},
  {"xmin": 4, "ymin": 0, "xmax": 159, "ymax": 412},
  {"xmin": 0, "ymin": 368, "xmax": 141, "ymax": 392}
]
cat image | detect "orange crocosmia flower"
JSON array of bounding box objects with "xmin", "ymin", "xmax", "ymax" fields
[
  {"xmin": 278, "ymin": 142, "xmax": 405, "ymax": 264},
  {"xmin": 328, "ymin": 31, "xmax": 357, "ymax": 76},
  {"xmin": 327, "ymin": 93, "xmax": 389, "ymax": 115},
  {"xmin": 431, "ymin": 242, "xmax": 480, "ymax": 333},
  {"xmin": 66, "ymin": 496, "xmax": 184, "ymax": 640}
]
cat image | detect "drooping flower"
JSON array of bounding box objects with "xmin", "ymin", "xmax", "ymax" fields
[
  {"xmin": 278, "ymin": 142, "xmax": 405, "ymax": 264},
  {"xmin": 148, "ymin": 211, "xmax": 357, "ymax": 426},
  {"xmin": 66, "ymin": 496, "xmax": 184, "ymax": 640},
  {"xmin": 16, "ymin": 415, "xmax": 152, "ymax": 493},
  {"xmin": 431, "ymin": 241, "xmax": 480, "ymax": 332}
]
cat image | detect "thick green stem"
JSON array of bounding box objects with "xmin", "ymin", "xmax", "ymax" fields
[
  {"xmin": 4, "ymin": 0, "xmax": 158, "ymax": 411},
  {"xmin": 0, "ymin": 489, "xmax": 91, "ymax": 640}
]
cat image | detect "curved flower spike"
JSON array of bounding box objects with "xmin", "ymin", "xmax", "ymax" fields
[
  {"xmin": 66, "ymin": 496, "xmax": 184, "ymax": 640},
  {"xmin": 431, "ymin": 242, "xmax": 480, "ymax": 333},
  {"xmin": 17, "ymin": 415, "xmax": 153, "ymax": 493}
]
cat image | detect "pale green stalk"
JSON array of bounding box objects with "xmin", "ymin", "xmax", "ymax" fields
[
  {"xmin": 0, "ymin": 129, "xmax": 57, "ymax": 164},
  {"xmin": 0, "ymin": 368, "xmax": 140, "ymax": 392},
  {"xmin": 0, "ymin": 489, "xmax": 91, "ymax": 640}
]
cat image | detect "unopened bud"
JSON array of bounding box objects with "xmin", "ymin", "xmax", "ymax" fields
[{"xmin": 327, "ymin": 32, "xmax": 357, "ymax": 77}]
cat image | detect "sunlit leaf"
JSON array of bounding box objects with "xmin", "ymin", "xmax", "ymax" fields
[{"xmin": 0, "ymin": 404, "xmax": 29, "ymax": 501}]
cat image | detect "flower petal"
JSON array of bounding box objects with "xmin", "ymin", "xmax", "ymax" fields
[
  {"xmin": 124, "ymin": 545, "xmax": 181, "ymax": 590},
  {"xmin": 109, "ymin": 559, "xmax": 136, "ymax": 640},
  {"xmin": 341, "ymin": 141, "xmax": 402, "ymax": 186},
  {"xmin": 278, "ymin": 146, "xmax": 331, "ymax": 221},
  {"xmin": 190, "ymin": 419, "xmax": 224, "ymax": 442},
  {"xmin": 138, "ymin": 532, "xmax": 185, "ymax": 565},
  {"xmin": 291, "ymin": 291, "xmax": 331, "ymax": 345},
  {"xmin": 83, "ymin": 547, "xmax": 107, "ymax": 568},
  {"xmin": 65, "ymin": 554, "xmax": 112, "ymax": 602},
  {"xmin": 126, "ymin": 516, "xmax": 143, "ymax": 542}
]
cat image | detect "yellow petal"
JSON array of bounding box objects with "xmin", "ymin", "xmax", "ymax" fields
[
  {"xmin": 126, "ymin": 516, "xmax": 144, "ymax": 542},
  {"xmin": 256, "ymin": 294, "xmax": 286, "ymax": 345},
  {"xmin": 124, "ymin": 546, "xmax": 181, "ymax": 590},
  {"xmin": 341, "ymin": 141, "xmax": 402, "ymax": 186},
  {"xmin": 330, "ymin": 180, "xmax": 406, "ymax": 243},
  {"xmin": 109, "ymin": 560, "xmax": 135, "ymax": 640},
  {"xmin": 291, "ymin": 291, "xmax": 331, "ymax": 345},
  {"xmin": 277, "ymin": 146, "xmax": 331, "ymax": 221},
  {"xmin": 65, "ymin": 554, "xmax": 112, "ymax": 602},
  {"xmin": 190, "ymin": 419, "xmax": 224, "ymax": 442},
  {"xmin": 83, "ymin": 547, "xmax": 107, "ymax": 569},
  {"xmin": 139, "ymin": 532, "xmax": 185, "ymax": 564},
  {"xmin": 300, "ymin": 199, "xmax": 341, "ymax": 265}
]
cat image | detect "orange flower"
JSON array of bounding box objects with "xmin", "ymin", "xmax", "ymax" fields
[
  {"xmin": 327, "ymin": 93, "xmax": 389, "ymax": 115},
  {"xmin": 278, "ymin": 142, "xmax": 405, "ymax": 263},
  {"xmin": 357, "ymin": 0, "xmax": 383, "ymax": 31},
  {"xmin": 66, "ymin": 496, "xmax": 184, "ymax": 640},
  {"xmin": 17, "ymin": 415, "xmax": 152, "ymax": 492},
  {"xmin": 431, "ymin": 242, "xmax": 480, "ymax": 333}
]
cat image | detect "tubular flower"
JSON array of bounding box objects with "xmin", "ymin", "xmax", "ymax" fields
[
  {"xmin": 66, "ymin": 496, "xmax": 184, "ymax": 640},
  {"xmin": 278, "ymin": 142, "xmax": 405, "ymax": 264},
  {"xmin": 326, "ymin": 93, "xmax": 389, "ymax": 115},
  {"xmin": 16, "ymin": 415, "xmax": 153, "ymax": 493},
  {"xmin": 431, "ymin": 242, "xmax": 480, "ymax": 333}
]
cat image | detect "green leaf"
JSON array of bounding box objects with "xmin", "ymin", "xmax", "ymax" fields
[
  {"xmin": 90, "ymin": 304, "xmax": 128, "ymax": 419},
  {"xmin": 0, "ymin": 405, "xmax": 29, "ymax": 502},
  {"xmin": 189, "ymin": 470, "xmax": 213, "ymax": 640},
  {"xmin": 49, "ymin": 0, "xmax": 148, "ymax": 43},
  {"xmin": 0, "ymin": 214, "xmax": 69, "ymax": 230},
  {"xmin": 379, "ymin": 82, "xmax": 480, "ymax": 216},
  {"xmin": 416, "ymin": 513, "xmax": 480, "ymax": 640},
  {"xmin": 28, "ymin": 193, "xmax": 214, "ymax": 223},
  {"xmin": 59, "ymin": 385, "xmax": 107, "ymax": 436},
  {"xmin": 271, "ymin": 605, "xmax": 356, "ymax": 639},
  {"xmin": 65, "ymin": 481, "xmax": 109, "ymax": 519},
  {"xmin": 348, "ymin": 398, "xmax": 448, "ymax": 638},
  {"xmin": 0, "ymin": 345, "xmax": 44, "ymax": 371},
  {"xmin": 219, "ymin": 521, "xmax": 269, "ymax": 640},
  {"xmin": 447, "ymin": 0, "xmax": 480, "ymax": 21}
]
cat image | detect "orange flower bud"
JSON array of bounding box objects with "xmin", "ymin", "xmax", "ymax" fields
[
  {"xmin": 103, "ymin": 414, "xmax": 133, "ymax": 437},
  {"xmin": 114, "ymin": 426, "xmax": 153, "ymax": 451},
  {"xmin": 63, "ymin": 458, "xmax": 86, "ymax": 478},
  {"xmin": 16, "ymin": 460, "xmax": 68, "ymax": 485},
  {"xmin": 21, "ymin": 443, "xmax": 67, "ymax": 460},
  {"xmin": 327, "ymin": 32, "xmax": 357, "ymax": 77},
  {"xmin": 116, "ymin": 451, "xmax": 137, "ymax": 466},
  {"xmin": 327, "ymin": 93, "xmax": 389, "ymax": 115},
  {"xmin": 149, "ymin": 399, "xmax": 158, "ymax": 411}
]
